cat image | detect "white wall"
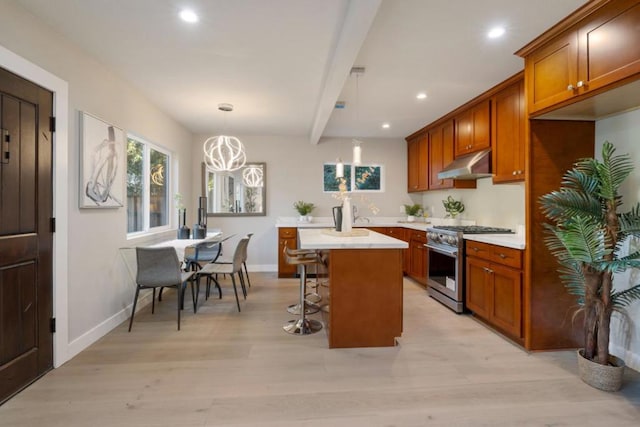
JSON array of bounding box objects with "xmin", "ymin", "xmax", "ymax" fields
[
  {"xmin": 595, "ymin": 109, "xmax": 640, "ymax": 370},
  {"xmin": 419, "ymin": 178, "xmax": 525, "ymax": 230},
  {"xmin": 190, "ymin": 135, "xmax": 410, "ymax": 268},
  {"xmin": 0, "ymin": 2, "xmax": 194, "ymax": 362}
]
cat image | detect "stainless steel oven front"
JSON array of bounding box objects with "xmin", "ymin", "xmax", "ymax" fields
[{"xmin": 425, "ymin": 231, "xmax": 464, "ymax": 313}]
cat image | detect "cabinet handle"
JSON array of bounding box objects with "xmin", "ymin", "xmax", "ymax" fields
[
  {"xmin": 567, "ymin": 84, "xmax": 575, "ymax": 91},
  {"xmin": 512, "ymin": 171, "xmax": 516, "ymax": 175},
  {"xmin": 576, "ymin": 80, "xmax": 584, "ymax": 88},
  {"xmin": 498, "ymin": 253, "xmax": 507, "ymax": 259},
  {"xmin": 472, "ymin": 247, "xmax": 479, "ymax": 252}
]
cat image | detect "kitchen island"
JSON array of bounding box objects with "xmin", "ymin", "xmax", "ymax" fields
[{"xmin": 298, "ymin": 228, "xmax": 408, "ymax": 348}]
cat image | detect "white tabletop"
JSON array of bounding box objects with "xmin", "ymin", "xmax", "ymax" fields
[
  {"xmin": 149, "ymin": 231, "xmax": 225, "ymax": 260},
  {"xmin": 298, "ymin": 228, "xmax": 408, "ymax": 250}
]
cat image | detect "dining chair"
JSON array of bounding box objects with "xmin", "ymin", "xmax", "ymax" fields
[
  {"xmin": 183, "ymin": 240, "xmax": 223, "ymax": 272},
  {"xmin": 197, "ymin": 236, "xmax": 250, "ymax": 312},
  {"xmin": 128, "ymin": 247, "xmax": 195, "ymax": 331},
  {"xmin": 215, "ymin": 233, "xmax": 253, "ymax": 289}
]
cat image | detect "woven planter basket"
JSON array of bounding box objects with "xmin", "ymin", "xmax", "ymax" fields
[{"xmin": 577, "ymin": 349, "xmax": 625, "ymax": 392}]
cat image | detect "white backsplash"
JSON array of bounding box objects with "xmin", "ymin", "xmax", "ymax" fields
[{"xmin": 419, "ymin": 179, "xmax": 525, "ymax": 230}]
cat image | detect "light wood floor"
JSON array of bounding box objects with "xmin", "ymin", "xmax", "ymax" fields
[{"xmin": 1, "ymin": 273, "xmax": 639, "ymax": 426}]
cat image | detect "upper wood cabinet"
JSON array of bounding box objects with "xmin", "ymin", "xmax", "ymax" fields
[
  {"xmin": 492, "ymin": 79, "xmax": 526, "ymax": 183},
  {"xmin": 454, "ymin": 99, "xmax": 490, "ymax": 157},
  {"xmin": 429, "ymin": 121, "xmax": 476, "ymax": 190},
  {"xmin": 520, "ymin": 0, "xmax": 640, "ymax": 116},
  {"xmin": 407, "ymin": 133, "xmax": 428, "ymax": 192},
  {"xmin": 428, "ymin": 121, "xmax": 454, "ymax": 190}
]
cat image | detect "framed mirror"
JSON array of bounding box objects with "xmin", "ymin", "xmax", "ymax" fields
[{"xmin": 202, "ymin": 162, "xmax": 266, "ymax": 216}]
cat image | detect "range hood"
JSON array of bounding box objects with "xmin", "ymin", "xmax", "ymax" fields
[{"xmin": 437, "ymin": 148, "xmax": 492, "ymax": 180}]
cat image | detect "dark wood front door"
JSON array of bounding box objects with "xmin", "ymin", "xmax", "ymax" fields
[{"xmin": 0, "ymin": 67, "xmax": 54, "ymax": 404}]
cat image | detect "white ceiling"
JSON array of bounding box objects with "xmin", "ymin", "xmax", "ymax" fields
[{"xmin": 16, "ymin": 0, "xmax": 586, "ymax": 142}]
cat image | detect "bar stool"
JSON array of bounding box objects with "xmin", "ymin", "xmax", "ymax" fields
[
  {"xmin": 286, "ymin": 248, "xmax": 320, "ymax": 315},
  {"xmin": 283, "ymin": 247, "xmax": 323, "ymax": 335}
]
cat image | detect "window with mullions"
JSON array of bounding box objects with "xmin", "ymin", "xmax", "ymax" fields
[{"xmin": 126, "ymin": 135, "xmax": 170, "ymax": 234}]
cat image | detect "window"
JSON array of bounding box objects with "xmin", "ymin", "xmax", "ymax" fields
[{"xmin": 126, "ymin": 135, "xmax": 171, "ymax": 234}]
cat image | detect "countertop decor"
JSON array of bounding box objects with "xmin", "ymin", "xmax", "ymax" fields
[{"xmin": 442, "ymin": 195, "xmax": 464, "ymax": 219}]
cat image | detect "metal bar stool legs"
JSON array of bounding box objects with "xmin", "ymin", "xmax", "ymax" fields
[{"xmin": 283, "ymin": 249, "xmax": 322, "ymax": 335}]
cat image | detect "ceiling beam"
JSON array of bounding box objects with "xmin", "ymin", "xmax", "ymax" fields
[{"xmin": 308, "ymin": 0, "xmax": 381, "ymax": 144}]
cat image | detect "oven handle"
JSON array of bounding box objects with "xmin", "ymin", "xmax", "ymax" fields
[{"xmin": 424, "ymin": 243, "xmax": 457, "ymax": 257}]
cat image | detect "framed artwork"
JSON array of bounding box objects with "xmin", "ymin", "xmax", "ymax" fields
[
  {"xmin": 354, "ymin": 165, "xmax": 384, "ymax": 192},
  {"xmin": 79, "ymin": 111, "xmax": 125, "ymax": 208},
  {"xmin": 323, "ymin": 163, "xmax": 352, "ymax": 192}
]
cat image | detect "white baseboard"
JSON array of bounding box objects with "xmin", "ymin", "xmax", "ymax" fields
[
  {"xmin": 65, "ymin": 292, "xmax": 152, "ymax": 363},
  {"xmin": 246, "ymin": 264, "xmax": 277, "ymax": 272},
  {"xmin": 610, "ymin": 344, "xmax": 640, "ymax": 371}
]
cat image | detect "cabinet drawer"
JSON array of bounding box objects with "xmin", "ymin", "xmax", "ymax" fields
[
  {"xmin": 466, "ymin": 240, "xmax": 522, "ymax": 269},
  {"xmin": 386, "ymin": 227, "xmax": 406, "ymax": 240},
  {"xmin": 367, "ymin": 227, "xmax": 388, "ymax": 234},
  {"xmin": 278, "ymin": 227, "xmax": 297, "ymax": 239},
  {"xmin": 491, "ymin": 245, "xmax": 522, "ymax": 270},
  {"xmin": 409, "ymin": 230, "xmax": 427, "ymax": 244}
]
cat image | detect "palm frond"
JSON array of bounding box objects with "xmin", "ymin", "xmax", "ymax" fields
[
  {"xmin": 539, "ymin": 188, "xmax": 601, "ymax": 222},
  {"xmin": 619, "ymin": 203, "xmax": 640, "ymax": 235},
  {"xmin": 601, "ymin": 258, "xmax": 640, "ymax": 273},
  {"xmin": 612, "ymin": 284, "xmax": 640, "ymax": 308},
  {"xmin": 596, "ymin": 141, "xmax": 634, "ymax": 200},
  {"xmin": 554, "ymin": 217, "xmax": 609, "ymax": 264}
]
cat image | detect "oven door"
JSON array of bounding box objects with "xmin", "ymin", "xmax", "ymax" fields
[{"xmin": 425, "ymin": 243, "xmax": 464, "ymax": 312}]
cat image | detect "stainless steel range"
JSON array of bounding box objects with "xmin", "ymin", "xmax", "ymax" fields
[{"xmin": 425, "ymin": 225, "xmax": 514, "ymax": 313}]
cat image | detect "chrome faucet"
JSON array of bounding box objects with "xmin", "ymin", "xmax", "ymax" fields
[{"xmin": 353, "ymin": 205, "xmax": 370, "ymax": 224}]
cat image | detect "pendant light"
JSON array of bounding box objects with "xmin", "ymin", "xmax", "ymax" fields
[
  {"xmin": 336, "ymin": 158, "xmax": 344, "ymax": 178},
  {"xmin": 203, "ymin": 103, "xmax": 247, "ymax": 172},
  {"xmin": 351, "ymin": 67, "xmax": 364, "ymax": 165}
]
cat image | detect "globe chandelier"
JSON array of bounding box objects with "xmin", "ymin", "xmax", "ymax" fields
[
  {"xmin": 203, "ymin": 103, "xmax": 247, "ymax": 172},
  {"xmin": 242, "ymin": 165, "xmax": 263, "ymax": 187}
]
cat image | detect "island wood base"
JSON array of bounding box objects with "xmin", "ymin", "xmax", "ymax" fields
[{"xmin": 320, "ymin": 248, "xmax": 403, "ymax": 348}]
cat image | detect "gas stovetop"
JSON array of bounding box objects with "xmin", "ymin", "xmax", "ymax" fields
[{"xmin": 430, "ymin": 225, "xmax": 514, "ymax": 234}]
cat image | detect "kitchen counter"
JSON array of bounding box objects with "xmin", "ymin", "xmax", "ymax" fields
[
  {"xmin": 275, "ymin": 216, "xmax": 474, "ymax": 232},
  {"xmin": 299, "ymin": 227, "xmax": 404, "ymax": 348},
  {"xmin": 463, "ymin": 233, "xmax": 526, "ymax": 250},
  {"xmin": 298, "ymin": 228, "xmax": 408, "ymax": 250}
]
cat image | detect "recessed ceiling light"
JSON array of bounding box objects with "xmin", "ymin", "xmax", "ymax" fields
[
  {"xmin": 382, "ymin": 123, "xmax": 390, "ymax": 129},
  {"xmin": 487, "ymin": 26, "xmax": 505, "ymax": 39},
  {"xmin": 179, "ymin": 9, "xmax": 199, "ymax": 23},
  {"xmin": 416, "ymin": 93, "xmax": 427, "ymax": 100}
]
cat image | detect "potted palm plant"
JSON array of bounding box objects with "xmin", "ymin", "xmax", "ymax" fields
[{"xmin": 539, "ymin": 141, "xmax": 640, "ymax": 391}]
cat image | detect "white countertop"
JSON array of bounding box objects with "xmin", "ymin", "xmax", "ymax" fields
[
  {"xmin": 298, "ymin": 228, "xmax": 408, "ymax": 250},
  {"xmin": 463, "ymin": 233, "xmax": 526, "ymax": 250},
  {"xmin": 278, "ymin": 217, "xmax": 525, "ymax": 249},
  {"xmin": 275, "ymin": 216, "xmax": 473, "ymax": 232}
]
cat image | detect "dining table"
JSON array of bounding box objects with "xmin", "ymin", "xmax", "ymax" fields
[
  {"xmin": 120, "ymin": 230, "xmax": 235, "ymax": 281},
  {"xmin": 119, "ymin": 230, "xmax": 236, "ymax": 313}
]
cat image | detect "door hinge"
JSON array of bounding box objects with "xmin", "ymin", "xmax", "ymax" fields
[
  {"xmin": 49, "ymin": 116, "xmax": 56, "ymax": 132},
  {"xmin": 50, "ymin": 217, "xmax": 56, "ymax": 233},
  {"xmin": 1, "ymin": 129, "xmax": 8, "ymax": 164},
  {"xmin": 50, "ymin": 317, "xmax": 56, "ymax": 333}
]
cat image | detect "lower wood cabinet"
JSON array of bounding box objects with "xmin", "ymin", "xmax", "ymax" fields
[
  {"xmin": 465, "ymin": 241, "xmax": 522, "ymax": 340},
  {"xmin": 278, "ymin": 227, "xmax": 298, "ymax": 278},
  {"xmin": 367, "ymin": 227, "xmax": 410, "ymax": 275},
  {"xmin": 407, "ymin": 230, "xmax": 427, "ymax": 285}
]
